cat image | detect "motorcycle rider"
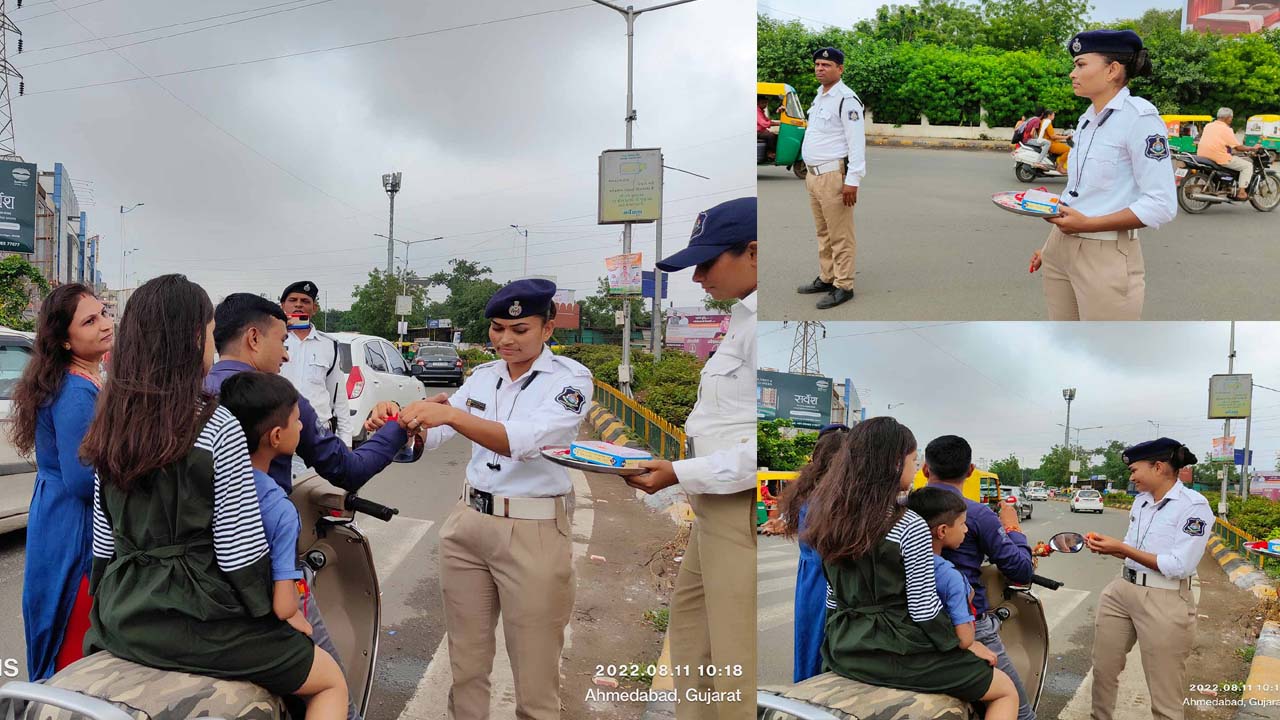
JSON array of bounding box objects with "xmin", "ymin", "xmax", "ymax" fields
[
  {"xmin": 922, "ymin": 435, "xmax": 1038, "ymax": 720},
  {"xmin": 1199, "ymin": 107, "xmax": 1255, "ymax": 200},
  {"xmin": 1039, "ymin": 110, "xmax": 1072, "ymax": 173}
]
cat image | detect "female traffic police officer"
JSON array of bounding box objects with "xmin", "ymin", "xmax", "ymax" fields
[
  {"xmin": 1028, "ymin": 30, "xmax": 1177, "ymax": 321},
  {"xmin": 372, "ymin": 279, "xmax": 592, "ymax": 720},
  {"xmin": 1082, "ymin": 438, "xmax": 1210, "ymax": 720},
  {"xmin": 629, "ymin": 197, "xmax": 757, "ymax": 720}
]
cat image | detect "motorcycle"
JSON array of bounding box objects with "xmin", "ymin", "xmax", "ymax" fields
[
  {"xmin": 1174, "ymin": 148, "xmax": 1280, "ymax": 214},
  {"xmin": 757, "ymin": 531, "xmax": 1086, "ymax": 720},
  {"xmin": 0, "ymin": 461, "xmax": 414, "ymax": 720},
  {"xmin": 1012, "ymin": 135, "xmax": 1072, "ymax": 184}
]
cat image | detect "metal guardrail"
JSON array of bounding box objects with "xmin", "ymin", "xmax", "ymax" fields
[
  {"xmin": 591, "ymin": 379, "xmax": 687, "ymax": 461},
  {"xmin": 1216, "ymin": 517, "xmax": 1269, "ymax": 572}
]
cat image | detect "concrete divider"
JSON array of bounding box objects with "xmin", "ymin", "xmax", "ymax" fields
[{"xmin": 1207, "ymin": 535, "xmax": 1277, "ymax": 600}]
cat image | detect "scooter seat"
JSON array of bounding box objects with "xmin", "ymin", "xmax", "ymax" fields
[
  {"xmin": 759, "ymin": 672, "xmax": 978, "ymax": 720},
  {"xmin": 17, "ymin": 652, "xmax": 284, "ymax": 720}
]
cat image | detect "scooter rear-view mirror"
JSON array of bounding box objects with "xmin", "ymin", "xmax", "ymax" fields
[
  {"xmin": 394, "ymin": 433, "xmax": 425, "ymax": 463},
  {"xmin": 1050, "ymin": 531, "xmax": 1086, "ymax": 553}
]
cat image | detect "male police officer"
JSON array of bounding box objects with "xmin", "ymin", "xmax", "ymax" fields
[
  {"xmin": 796, "ymin": 47, "xmax": 866, "ymax": 310},
  {"xmin": 279, "ymin": 281, "xmax": 352, "ymax": 449}
]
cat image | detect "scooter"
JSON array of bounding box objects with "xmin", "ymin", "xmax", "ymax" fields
[
  {"xmin": 0, "ymin": 457, "xmax": 415, "ymax": 720},
  {"xmin": 1012, "ymin": 136, "xmax": 1073, "ymax": 184},
  {"xmin": 1174, "ymin": 148, "xmax": 1280, "ymax": 214},
  {"xmin": 756, "ymin": 531, "xmax": 1086, "ymax": 720}
]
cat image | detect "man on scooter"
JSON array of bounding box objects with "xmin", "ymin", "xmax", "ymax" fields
[
  {"xmin": 922, "ymin": 436, "xmax": 1038, "ymax": 720},
  {"xmin": 1199, "ymin": 107, "xmax": 1255, "ymax": 200}
]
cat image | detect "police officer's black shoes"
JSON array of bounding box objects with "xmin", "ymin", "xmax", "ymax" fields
[
  {"xmin": 797, "ymin": 277, "xmax": 835, "ymax": 294},
  {"xmin": 816, "ymin": 288, "xmax": 854, "ymax": 309}
]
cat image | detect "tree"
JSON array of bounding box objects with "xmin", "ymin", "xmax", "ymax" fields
[
  {"xmin": 421, "ymin": 259, "xmax": 502, "ymax": 344},
  {"xmin": 757, "ymin": 419, "xmax": 818, "ymax": 471},
  {"xmin": 1035, "ymin": 443, "xmax": 1089, "ymax": 487},
  {"xmin": 989, "ymin": 453, "xmax": 1023, "ymax": 487},
  {"xmin": 703, "ymin": 296, "xmax": 737, "ymax": 313},
  {"xmin": 578, "ymin": 278, "xmax": 650, "ymax": 330},
  {"xmin": 0, "ymin": 255, "xmax": 50, "ymax": 331},
  {"xmin": 979, "ymin": 0, "xmax": 1092, "ymax": 52},
  {"xmin": 315, "ymin": 307, "xmax": 358, "ymax": 333},
  {"xmin": 1089, "ymin": 440, "xmax": 1131, "ymax": 487},
  {"xmin": 348, "ymin": 268, "xmax": 430, "ymax": 341}
]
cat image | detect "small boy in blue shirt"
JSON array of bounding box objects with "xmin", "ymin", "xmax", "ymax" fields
[
  {"xmin": 220, "ymin": 371, "xmax": 311, "ymax": 636},
  {"xmin": 907, "ymin": 487, "xmax": 998, "ymax": 666}
]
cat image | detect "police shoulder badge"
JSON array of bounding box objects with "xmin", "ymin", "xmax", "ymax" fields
[
  {"xmin": 847, "ymin": 109, "xmax": 860, "ymax": 121},
  {"xmin": 555, "ymin": 386, "xmax": 586, "ymax": 413},
  {"xmin": 1144, "ymin": 134, "xmax": 1169, "ymax": 161},
  {"xmin": 510, "ymin": 300, "xmax": 523, "ymax": 317},
  {"xmin": 1183, "ymin": 517, "xmax": 1206, "ymax": 536}
]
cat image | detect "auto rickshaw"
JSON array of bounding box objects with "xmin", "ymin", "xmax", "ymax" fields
[
  {"xmin": 758, "ymin": 81, "xmax": 808, "ymax": 179},
  {"xmin": 757, "ymin": 470, "xmax": 794, "ymax": 525},
  {"xmin": 1161, "ymin": 114, "xmax": 1213, "ymax": 154},
  {"xmin": 912, "ymin": 467, "xmax": 998, "ymax": 503},
  {"xmin": 1245, "ymin": 114, "xmax": 1280, "ymax": 161}
]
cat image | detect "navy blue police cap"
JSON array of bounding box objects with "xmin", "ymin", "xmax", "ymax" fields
[
  {"xmin": 656, "ymin": 197, "xmax": 756, "ymax": 272},
  {"xmin": 813, "ymin": 47, "xmax": 844, "ymax": 65},
  {"xmin": 819, "ymin": 423, "xmax": 849, "ymax": 436},
  {"xmin": 1122, "ymin": 437, "xmax": 1184, "ymax": 464},
  {"xmin": 485, "ymin": 278, "xmax": 557, "ymax": 320},
  {"xmin": 281, "ymin": 280, "xmax": 319, "ymax": 302},
  {"xmin": 1069, "ymin": 29, "xmax": 1143, "ymax": 57}
]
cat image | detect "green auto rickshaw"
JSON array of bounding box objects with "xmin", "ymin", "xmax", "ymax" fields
[
  {"xmin": 1245, "ymin": 114, "xmax": 1280, "ymax": 162},
  {"xmin": 1161, "ymin": 114, "xmax": 1213, "ymax": 154},
  {"xmin": 758, "ymin": 81, "xmax": 808, "ymax": 179}
]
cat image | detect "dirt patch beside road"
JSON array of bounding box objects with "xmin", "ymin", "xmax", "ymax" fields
[
  {"xmin": 561, "ymin": 473, "xmax": 686, "ymax": 719},
  {"xmin": 1186, "ymin": 551, "xmax": 1265, "ymax": 718}
]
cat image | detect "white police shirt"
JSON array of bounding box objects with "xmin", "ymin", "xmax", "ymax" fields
[
  {"xmin": 1064, "ymin": 87, "xmax": 1177, "ymax": 229},
  {"xmin": 421, "ymin": 346, "xmax": 592, "ymax": 498},
  {"xmin": 801, "ymin": 80, "xmax": 868, "ymax": 187},
  {"xmin": 281, "ymin": 327, "xmax": 351, "ymax": 446},
  {"xmin": 674, "ymin": 292, "xmax": 756, "ymax": 496},
  {"xmin": 1122, "ymin": 480, "xmax": 1212, "ymax": 579}
]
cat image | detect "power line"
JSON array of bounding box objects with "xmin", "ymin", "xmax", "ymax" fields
[
  {"xmin": 22, "ymin": 3, "xmax": 598, "ymax": 96},
  {"xmin": 17, "ymin": 0, "xmax": 109, "ymax": 21}
]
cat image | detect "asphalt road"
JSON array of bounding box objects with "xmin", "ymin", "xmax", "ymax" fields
[
  {"xmin": 757, "ymin": 497, "xmax": 1169, "ymax": 719},
  {"xmin": 759, "ymin": 148, "xmax": 1280, "ymax": 320}
]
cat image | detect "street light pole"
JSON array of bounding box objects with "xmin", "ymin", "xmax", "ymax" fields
[
  {"xmin": 509, "ymin": 225, "xmax": 529, "ymax": 276},
  {"xmin": 375, "ymin": 233, "xmax": 441, "ymax": 346},
  {"xmin": 1221, "ymin": 322, "xmax": 1236, "ymax": 516},
  {"xmin": 1062, "ymin": 388, "xmax": 1076, "ymax": 448},
  {"xmin": 118, "ymin": 203, "xmax": 143, "ymax": 290},
  {"xmin": 590, "ymin": 0, "xmax": 698, "ymax": 397},
  {"xmin": 382, "ymin": 172, "xmax": 402, "ymax": 275}
]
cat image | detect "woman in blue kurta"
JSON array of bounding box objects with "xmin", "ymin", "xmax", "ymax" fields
[
  {"xmin": 8, "ymin": 283, "xmax": 113, "ymax": 680},
  {"xmin": 775, "ymin": 423, "xmax": 849, "ymax": 682}
]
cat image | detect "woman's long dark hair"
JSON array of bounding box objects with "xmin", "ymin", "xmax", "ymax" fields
[
  {"xmin": 802, "ymin": 417, "xmax": 917, "ymax": 565},
  {"xmin": 778, "ymin": 427, "xmax": 849, "ymax": 540},
  {"xmin": 81, "ymin": 275, "xmax": 216, "ymax": 492},
  {"xmin": 8, "ymin": 284, "xmax": 95, "ymax": 456}
]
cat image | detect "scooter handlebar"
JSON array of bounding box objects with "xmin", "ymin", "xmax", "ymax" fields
[
  {"xmin": 1030, "ymin": 574, "xmax": 1063, "ymax": 591},
  {"xmin": 345, "ymin": 495, "xmax": 400, "ymax": 522}
]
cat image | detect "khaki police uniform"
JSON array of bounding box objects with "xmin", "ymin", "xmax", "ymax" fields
[
  {"xmin": 669, "ymin": 293, "xmax": 757, "ymax": 720},
  {"xmin": 801, "ymin": 78, "xmax": 866, "ymax": 293},
  {"xmin": 1091, "ymin": 479, "xmax": 1211, "ymax": 720},
  {"xmin": 421, "ymin": 344, "xmax": 592, "ymax": 720}
]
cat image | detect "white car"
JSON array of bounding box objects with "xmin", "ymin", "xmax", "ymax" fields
[
  {"xmin": 1070, "ymin": 489, "xmax": 1105, "ymax": 513},
  {"xmin": 0, "ymin": 326, "xmax": 36, "ymax": 534},
  {"xmin": 1025, "ymin": 486, "xmax": 1049, "ymax": 501},
  {"xmin": 331, "ymin": 333, "xmax": 427, "ymax": 444}
]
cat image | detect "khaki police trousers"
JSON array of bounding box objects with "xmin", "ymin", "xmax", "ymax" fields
[
  {"xmin": 1091, "ymin": 577, "xmax": 1197, "ymax": 720},
  {"xmin": 439, "ymin": 500, "xmax": 574, "ymax": 720},
  {"xmin": 670, "ymin": 490, "xmax": 757, "ymax": 720},
  {"xmin": 804, "ymin": 163, "xmax": 856, "ymax": 291},
  {"xmin": 1041, "ymin": 227, "xmax": 1145, "ymax": 320}
]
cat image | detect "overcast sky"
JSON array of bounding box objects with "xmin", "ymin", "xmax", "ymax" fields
[
  {"xmin": 14, "ymin": 0, "xmax": 753, "ymax": 309},
  {"xmin": 759, "ymin": 0, "xmax": 1187, "ymax": 30},
  {"xmin": 760, "ymin": 322, "xmax": 1280, "ymax": 473}
]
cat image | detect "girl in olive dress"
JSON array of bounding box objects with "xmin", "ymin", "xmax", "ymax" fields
[
  {"xmin": 79, "ymin": 274, "xmax": 348, "ymax": 720},
  {"xmin": 801, "ymin": 417, "xmax": 1019, "ymax": 719}
]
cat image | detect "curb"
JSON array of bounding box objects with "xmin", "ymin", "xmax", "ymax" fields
[
  {"xmin": 867, "ymin": 135, "xmax": 1010, "ymax": 152},
  {"xmin": 1207, "ymin": 535, "xmax": 1277, "ymax": 600},
  {"xmin": 1238, "ymin": 621, "xmax": 1280, "ymax": 718},
  {"xmin": 586, "ymin": 405, "xmax": 633, "ymax": 446}
]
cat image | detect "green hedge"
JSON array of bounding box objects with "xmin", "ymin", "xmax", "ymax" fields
[
  {"xmin": 458, "ymin": 348, "xmax": 493, "ymax": 372},
  {"xmin": 555, "ymin": 344, "xmax": 703, "ymax": 427}
]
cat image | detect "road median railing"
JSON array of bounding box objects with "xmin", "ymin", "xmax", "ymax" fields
[{"xmin": 591, "ymin": 379, "xmax": 687, "ymax": 461}]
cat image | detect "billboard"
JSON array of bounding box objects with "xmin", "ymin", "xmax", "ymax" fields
[
  {"xmin": 598, "ymin": 148, "xmax": 662, "ymax": 224},
  {"xmin": 0, "ymin": 161, "xmax": 38, "ymax": 254},
  {"xmin": 1209, "ymin": 373, "xmax": 1253, "ymax": 418},
  {"xmin": 1186, "ymin": 0, "xmax": 1280, "ymax": 33},
  {"xmin": 1212, "ymin": 436, "xmax": 1236, "ymax": 463},
  {"xmin": 605, "ymin": 253, "xmax": 643, "ymax": 295},
  {"xmin": 757, "ymin": 370, "xmax": 834, "ymax": 430},
  {"xmin": 664, "ymin": 308, "xmax": 730, "ymax": 360}
]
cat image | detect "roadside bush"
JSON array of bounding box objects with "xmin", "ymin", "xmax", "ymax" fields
[
  {"xmin": 458, "ymin": 348, "xmax": 492, "ymax": 371},
  {"xmin": 556, "ymin": 344, "xmax": 704, "ymax": 428}
]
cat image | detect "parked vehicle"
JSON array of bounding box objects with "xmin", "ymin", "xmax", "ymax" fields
[
  {"xmin": 331, "ymin": 333, "xmax": 428, "ymax": 444},
  {"xmin": 1025, "ymin": 485, "xmax": 1049, "ymax": 501},
  {"xmin": 758, "ymin": 533, "xmax": 1083, "ymax": 720},
  {"xmin": 0, "ymin": 326, "xmax": 35, "ymax": 535},
  {"xmin": 1000, "ymin": 486, "xmax": 1033, "ymax": 521},
  {"xmin": 410, "ymin": 344, "xmax": 464, "ymax": 387},
  {"xmin": 1174, "ymin": 148, "xmax": 1280, "ymax": 213},
  {"xmin": 1070, "ymin": 488, "xmax": 1105, "ymax": 513}
]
